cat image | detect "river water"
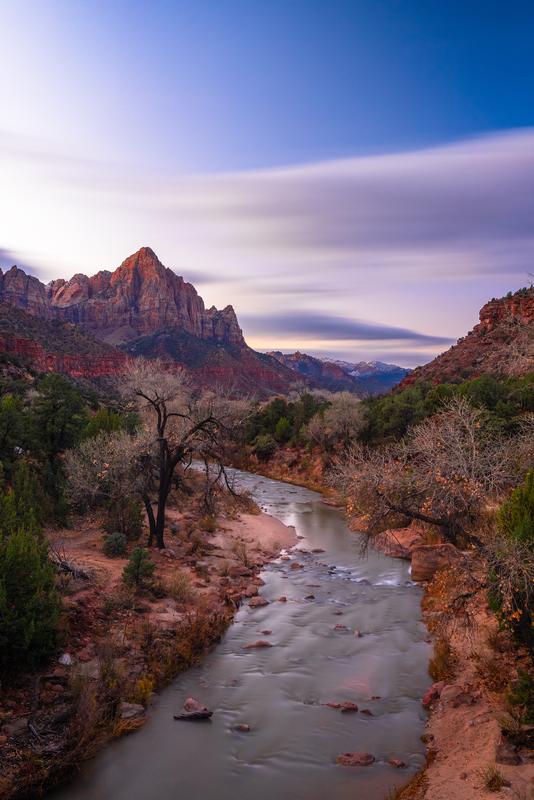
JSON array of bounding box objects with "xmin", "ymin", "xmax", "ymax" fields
[{"xmin": 50, "ymin": 469, "xmax": 430, "ymax": 800}]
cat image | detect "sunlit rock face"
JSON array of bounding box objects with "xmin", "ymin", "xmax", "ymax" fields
[
  {"xmin": 41, "ymin": 247, "xmax": 245, "ymax": 346},
  {"xmin": 0, "ymin": 247, "xmax": 244, "ymax": 346},
  {"xmin": 0, "ymin": 248, "xmax": 297, "ymax": 395}
]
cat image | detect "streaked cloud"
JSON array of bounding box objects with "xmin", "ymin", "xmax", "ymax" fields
[
  {"xmin": 1, "ymin": 128, "xmax": 532, "ymax": 365},
  {"xmin": 242, "ymin": 310, "xmax": 452, "ymax": 344}
]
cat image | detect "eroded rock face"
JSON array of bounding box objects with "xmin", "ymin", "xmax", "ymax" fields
[
  {"xmin": 410, "ymin": 543, "xmax": 462, "ymax": 582},
  {"xmin": 399, "ymin": 287, "xmax": 534, "ymax": 386},
  {"xmin": 0, "ymin": 248, "xmax": 245, "ymax": 347},
  {"xmin": 0, "ymin": 249, "xmax": 299, "ymax": 395}
]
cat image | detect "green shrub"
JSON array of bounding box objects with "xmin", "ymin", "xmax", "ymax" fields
[
  {"xmin": 252, "ymin": 434, "xmax": 277, "ymax": 461},
  {"xmin": 274, "ymin": 416, "xmax": 291, "ymax": 443},
  {"xmin": 84, "ymin": 408, "xmax": 137, "ymax": 439},
  {"xmin": 122, "ymin": 548, "xmax": 155, "ymax": 590},
  {"xmin": 104, "ymin": 497, "xmax": 143, "ymax": 541},
  {"xmin": 498, "ymin": 470, "xmax": 534, "ymax": 543},
  {"xmin": 507, "ymin": 670, "xmax": 534, "ymax": 724},
  {"xmin": 0, "ymin": 526, "xmax": 60, "ymax": 678},
  {"xmin": 103, "ymin": 531, "xmax": 128, "ymax": 557}
]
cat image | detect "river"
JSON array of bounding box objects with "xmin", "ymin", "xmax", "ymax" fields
[{"xmin": 49, "ymin": 468, "xmax": 430, "ymax": 800}]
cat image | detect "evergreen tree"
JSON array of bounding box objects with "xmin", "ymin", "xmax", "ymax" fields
[{"xmin": 0, "ymin": 526, "xmax": 60, "ymax": 678}]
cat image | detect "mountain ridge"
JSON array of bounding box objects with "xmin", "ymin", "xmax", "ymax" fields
[
  {"xmin": 267, "ymin": 350, "xmax": 410, "ymax": 394},
  {"xmin": 398, "ymin": 286, "xmax": 534, "ymax": 388}
]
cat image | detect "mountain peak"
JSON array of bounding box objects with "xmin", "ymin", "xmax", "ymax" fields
[{"xmin": 0, "ymin": 249, "xmax": 246, "ymax": 348}]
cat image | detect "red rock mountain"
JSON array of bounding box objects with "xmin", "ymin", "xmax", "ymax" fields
[
  {"xmin": 0, "ymin": 247, "xmax": 297, "ymax": 395},
  {"xmin": 400, "ymin": 287, "xmax": 534, "ymax": 388},
  {"xmin": 0, "ymin": 247, "xmax": 244, "ymax": 346}
]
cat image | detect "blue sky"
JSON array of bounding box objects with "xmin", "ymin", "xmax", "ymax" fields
[{"xmin": 1, "ymin": 0, "xmax": 533, "ymax": 365}]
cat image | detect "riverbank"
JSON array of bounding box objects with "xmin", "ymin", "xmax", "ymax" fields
[
  {"xmin": 43, "ymin": 466, "xmax": 429, "ymax": 800},
  {"xmin": 243, "ymin": 452, "xmax": 529, "ymax": 798},
  {"xmin": 361, "ymin": 521, "xmax": 534, "ymax": 800},
  {"xmin": 0, "ymin": 489, "xmax": 296, "ymax": 800}
]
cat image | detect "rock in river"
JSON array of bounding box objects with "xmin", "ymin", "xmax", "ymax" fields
[
  {"xmin": 243, "ymin": 640, "xmax": 272, "ymax": 649},
  {"xmin": 249, "ymin": 596, "xmax": 269, "ymax": 608},
  {"xmin": 336, "ymin": 752, "xmax": 375, "ymax": 767},
  {"xmin": 174, "ymin": 697, "xmax": 213, "ymax": 721}
]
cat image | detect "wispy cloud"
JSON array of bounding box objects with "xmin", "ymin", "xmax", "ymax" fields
[
  {"xmin": 2, "ymin": 127, "xmax": 532, "ymax": 365},
  {"xmin": 242, "ymin": 310, "xmax": 452, "ymax": 345}
]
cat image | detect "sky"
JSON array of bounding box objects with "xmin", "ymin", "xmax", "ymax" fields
[{"xmin": 1, "ymin": 0, "xmax": 534, "ymax": 366}]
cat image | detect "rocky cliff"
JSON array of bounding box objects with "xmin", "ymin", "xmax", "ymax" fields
[
  {"xmin": 400, "ymin": 287, "xmax": 534, "ymax": 387},
  {"xmin": 0, "ymin": 303, "xmax": 126, "ymax": 380},
  {"xmin": 0, "ymin": 247, "xmax": 244, "ymax": 346},
  {"xmin": 0, "ymin": 248, "xmax": 299, "ymax": 395}
]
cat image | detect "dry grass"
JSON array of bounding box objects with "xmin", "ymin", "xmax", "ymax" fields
[
  {"xmin": 111, "ymin": 717, "xmax": 146, "ymax": 737},
  {"xmin": 232, "ymin": 540, "xmax": 249, "ymax": 566},
  {"xmin": 198, "ymin": 515, "xmax": 217, "ymax": 533},
  {"xmin": 478, "ymin": 764, "xmax": 509, "ymax": 792},
  {"xmin": 475, "ymin": 650, "xmax": 509, "ymax": 692},
  {"xmin": 165, "ymin": 570, "xmax": 195, "ymax": 604}
]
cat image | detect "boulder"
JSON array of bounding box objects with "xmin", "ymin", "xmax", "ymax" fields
[
  {"xmin": 119, "ymin": 703, "xmax": 145, "ymax": 721},
  {"xmin": 388, "ymin": 758, "xmax": 407, "ymax": 769},
  {"xmin": 422, "ymin": 681, "xmax": 445, "ymax": 708},
  {"xmin": 410, "ymin": 543, "xmax": 462, "ymax": 582},
  {"xmin": 278, "ymin": 596, "xmax": 287, "ymax": 603},
  {"xmin": 336, "ymin": 752, "xmax": 375, "ymax": 767},
  {"xmin": 243, "ymin": 640, "xmax": 272, "ymax": 649},
  {"xmin": 174, "ymin": 697, "xmax": 213, "ymax": 721},
  {"xmin": 324, "ymin": 701, "xmax": 358, "ymax": 712},
  {"xmin": 439, "ymin": 683, "xmax": 475, "ymax": 708},
  {"xmin": 235, "ymin": 724, "xmax": 251, "ymax": 732},
  {"xmin": 249, "ymin": 596, "xmax": 269, "ymax": 608}
]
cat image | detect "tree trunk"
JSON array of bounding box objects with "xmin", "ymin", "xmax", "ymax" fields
[
  {"xmin": 154, "ymin": 471, "xmax": 173, "ymax": 548},
  {"xmin": 143, "ymin": 494, "xmax": 156, "ymax": 546}
]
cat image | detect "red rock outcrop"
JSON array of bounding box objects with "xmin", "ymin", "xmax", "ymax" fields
[
  {"xmin": 399, "ymin": 287, "xmax": 534, "ymax": 387},
  {"xmin": 0, "ymin": 250, "xmax": 297, "ymax": 395},
  {"xmin": 0, "ymin": 335, "xmax": 126, "ymax": 379},
  {"xmin": 0, "ymin": 302, "xmax": 126, "ymax": 380}
]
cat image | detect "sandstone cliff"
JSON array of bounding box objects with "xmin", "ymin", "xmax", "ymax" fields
[
  {"xmin": 0, "ymin": 248, "xmax": 298, "ymax": 395},
  {"xmin": 0, "ymin": 303, "xmax": 126, "ymax": 380},
  {"xmin": 0, "ymin": 247, "xmax": 244, "ymax": 347},
  {"xmin": 400, "ymin": 287, "xmax": 534, "ymax": 387}
]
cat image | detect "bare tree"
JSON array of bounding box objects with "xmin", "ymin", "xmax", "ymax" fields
[
  {"xmin": 500, "ymin": 310, "xmax": 534, "ymax": 377},
  {"xmin": 304, "ymin": 392, "xmax": 364, "ymax": 450},
  {"xmin": 120, "ymin": 360, "xmax": 247, "ymax": 548},
  {"xmin": 333, "ymin": 397, "xmax": 519, "ymax": 545}
]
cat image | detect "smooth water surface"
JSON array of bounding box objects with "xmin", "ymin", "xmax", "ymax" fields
[{"xmin": 50, "ymin": 469, "xmax": 430, "ymax": 800}]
